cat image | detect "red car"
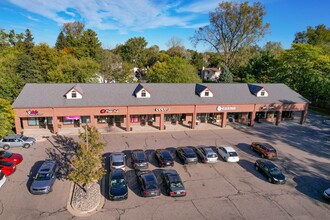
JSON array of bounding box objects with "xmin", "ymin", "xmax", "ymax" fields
[
  {"xmin": 0, "ymin": 161, "xmax": 16, "ymax": 176},
  {"xmin": 0, "ymin": 151, "xmax": 23, "ymax": 165}
]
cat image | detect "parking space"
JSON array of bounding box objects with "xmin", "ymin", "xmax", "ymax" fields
[{"xmin": 0, "ymin": 111, "xmax": 329, "ymax": 219}]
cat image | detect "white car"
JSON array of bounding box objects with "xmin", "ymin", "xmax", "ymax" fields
[
  {"xmin": 0, "ymin": 171, "xmax": 6, "ymax": 189},
  {"xmin": 109, "ymin": 152, "xmax": 126, "ymax": 171},
  {"xmin": 324, "ymin": 187, "xmax": 330, "ymax": 200},
  {"xmin": 217, "ymin": 146, "xmax": 239, "ymax": 162}
]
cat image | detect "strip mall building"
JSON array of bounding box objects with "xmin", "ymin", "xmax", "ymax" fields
[{"xmin": 12, "ymin": 83, "xmax": 310, "ymax": 134}]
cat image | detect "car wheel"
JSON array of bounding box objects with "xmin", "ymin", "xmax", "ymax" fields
[
  {"xmin": 3, "ymin": 145, "xmax": 10, "ymax": 150},
  {"xmin": 261, "ymin": 154, "xmax": 265, "ymax": 158},
  {"xmin": 255, "ymin": 165, "xmax": 259, "ymax": 171},
  {"xmin": 23, "ymin": 144, "xmax": 31, "ymax": 149},
  {"xmin": 268, "ymin": 177, "xmax": 272, "ymax": 183}
]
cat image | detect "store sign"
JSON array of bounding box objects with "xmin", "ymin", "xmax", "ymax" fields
[
  {"xmin": 26, "ymin": 109, "xmax": 40, "ymax": 116},
  {"xmin": 100, "ymin": 109, "xmax": 119, "ymax": 113},
  {"xmin": 216, "ymin": 106, "xmax": 236, "ymax": 111},
  {"xmin": 155, "ymin": 107, "xmax": 169, "ymax": 112},
  {"xmin": 260, "ymin": 106, "xmax": 275, "ymax": 110},
  {"xmin": 65, "ymin": 116, "xmax": 81, "ymax": 120}
]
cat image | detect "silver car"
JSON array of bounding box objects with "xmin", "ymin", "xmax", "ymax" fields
[
  {"xmin": 30, "ymin": 160, "xmax": 58, "ymax": 195},
  {"xmin": 195, "ymin": 146, "xmax": 218, "ymax": 163},
  {"xmin": 0, "ymin": 134, "xmax": 36, "ymax": 150},
  {"xmin": 109, "ymin": 153, "xmax": 126, "ymax": 171}
]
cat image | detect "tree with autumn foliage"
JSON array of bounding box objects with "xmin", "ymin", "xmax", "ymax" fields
[
  {"xmin": 67, "ymin": 125, "xmax": 105, "ymax": 190},
  {"xmin": 0, "ymin": 98, "xmax": 15, "ymax": 138}
]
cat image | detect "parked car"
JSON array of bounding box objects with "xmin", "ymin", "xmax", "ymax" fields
[
  {"xmin": 195, "ymin": 146, "xmax": 218, "ymax": 163},
  {"xmin": 161, "ymin": 169, "xmax": 186, "ymax": 197},
  {"xmin": 0, "ymin": 134, "xmax": 36, "ymax": 150},
  {"xmin": 131, "ymin": 149, "xmax": 148, "ymax": 170},
  {"xmin": 109, "ymin": 169, "xmax": 128, "ymax": 201},
  {"xmin": 137, "ymin": 170, "xmax": 160, "ymax": 197},
  {"xmin": 176, "ymin": 147, "xmax": 198, "ymax": 164},
  {"xmin": 251, "ymin": 142, "xmax": 277, "ymax": 159},
  {"xmin": 255, "ymin": 159, "xmax": 286, "ymax": 184},
  {"xmin": 0, "ymin": 161, "xmax": 16, "ymax": 176},
  {"xmin": 109, "ymin": 152, "xmax": 126, "ymax": 171},
  {"xmin": 0, "ymin": 150, "xmax": 23, "ymax": 165},
  {"xmin": 217, "ymin": 146, "xmax": 239, "ymax": 162},
  {"xmin": 324, "ymin": 187, "xmax": 330, "ymax": 201},
  {"xmin": 155, "ymin": 149, "xmax": 174, "ymax": 167},
  {"xmin": 30, "ymin": 160, "xmax": 58, "ymax": 194},
  {"xmin": 0, "ymin": 171, "xmax": 6, "ymax": 189}
]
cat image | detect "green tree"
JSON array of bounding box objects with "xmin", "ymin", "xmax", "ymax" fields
[
  {"xmin": 276, "ymin": 44, "xmax": 330, "ymax": 108},
  {"xmin": 147, "ymin": 57, "xmax": 201, "ymax": 83},
  {"xmin": 55, "ymin": 31, "xmax": 67, "ymax": 50},
  {"xmin": 67, "ymin": 125, "xmax": 106, "ymax": 190},
  {"xmin": 219, "ymin": 66, "xmax": 233, "ymax": 83},
  {"xmin": 0, "ymin": 98, "xmax": 15, "ymax": 138},
  {"xmin": 76, "ymin": 29, "xmax": 102, "ymax": 59},
  {"xmin": 293, "ymin": 24, "xmax": 330, "ymax": 46},
  {"xmin": 117, "ymin": 37, "xmax": 148, "ymax": 66},
  {"xmin": 191, "ymin": 1, "xmax": 269, "ymax": 70},
  {"xmin": 23, "ymin": 29, "xmax": 34, "ymax": 53},
  {"xmin": 17, "ymin": 54, "xmax": 43, "ymax": 83}
]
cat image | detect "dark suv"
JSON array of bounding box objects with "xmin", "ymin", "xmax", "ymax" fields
[
  {"xmin": 137, "ymin": 170, "xmax": 160, "ymax": 197},
  {"xmin": 0, "ymin": 134, "xmax": 36, "ymax": 150},
  {"xmin": 251, "ymin": 142, "xmax": 277, "ymax": 159},
  {"xmin": 255, "ymin": 159, "xmax": 286, "ymax": 184},
  {"xmin": 131, "ymin": 149, "xmax": 148, "ymax": 170},
  {"xmin": 109, "ymin": 169, "xmax": 128, "ymax": 200},
  {"xmin": 30, "ymin": 160, "xmax": 58, "ymax": 194}
]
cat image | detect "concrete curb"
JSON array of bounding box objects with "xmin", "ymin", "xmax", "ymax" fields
[{"xmin": 66, "ymin": 179, "xmax": 105, "ymax": 217}]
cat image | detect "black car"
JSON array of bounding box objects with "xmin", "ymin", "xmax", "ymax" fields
[
  {"xmin": 161, "ymin": 169, "xmax": 186, "ymax": 197},
  {"xmin": 131, "ymin": 149, "xmax": 149, "ymax": 170},
  {"xmin": 137, "ymin": 170, "xmax": 160, "ymax": 197},
  {"xmin": 176, "ymin": 147, "xmax": 198, "ymax": 164},
  {"xmin": 255, "ymin": 159, "xmax": 286, "ymax": 184},
  {"xmin": 155, "ymin": 149, "xmax": 174, "ymax": 167},
  {"xmin": 109, "ymin": 169, "xmax": 128, "ymax": 200}
]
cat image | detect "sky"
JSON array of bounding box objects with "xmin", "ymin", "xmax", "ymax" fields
[{"xmin": 0, "ymin": 0, "xmax": 329, "ymax": 51}]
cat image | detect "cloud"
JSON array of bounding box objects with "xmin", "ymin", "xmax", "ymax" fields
[{"xmin": 8, "ymin": 0, "xmax": 209, "ymax": 32}]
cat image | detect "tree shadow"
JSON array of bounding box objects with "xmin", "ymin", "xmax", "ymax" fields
[
  {"xmin": 237, "ymin": 159, "xmax": 267, "ymax": 182},
  {"xmin": 122, "ymin": 150, "xmax": 133, "ymax": 169},
  {"xmin": 126, "ymin": 170, "xmax": 140, "ymax": 197},
  {"xmin": 293, "ymin": 175, "xmax": 330, "ymax": 204},
  {"xmin": 236, "ymin": 143, "xmax": 261, "ymax": 158}
]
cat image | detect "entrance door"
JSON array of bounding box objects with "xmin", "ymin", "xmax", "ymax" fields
[
  {"xmin": 38, "ymin": 117, "xmax": 46, "ymax": 129},
  {"xmin": 74, "ymin": 119, "xmax": 80, "ymax": 127}
]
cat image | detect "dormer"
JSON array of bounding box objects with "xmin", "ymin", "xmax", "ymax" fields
[
  {"xmin": 134, "ymin": 84, "xmax": 151, "ymax": 98},
  {"xmin": 65, "ymin": 84, "xmax": 83, "ymax": 99},
  {"xmin": 248, "ymin": 84, "xmax": 269, "ymax": 97},
  {"xmin": 195, "ymin": 84, "xmax": 213, "ymax": 97}
]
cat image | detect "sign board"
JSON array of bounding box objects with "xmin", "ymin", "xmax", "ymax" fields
[
  {"xmin": 65, "ymin": 116, "xmax": 81, "ymax": 120},
  {"xmin": 155, "ymin": 107, "xmax": 169, "ymax": 112},
  {"xmin": 100, "ymin": 109, "xmax": 119, "ymax": 113},
  {"xmin": 216, "ymin": 106, "xmax": 236, "ymax": 111}
]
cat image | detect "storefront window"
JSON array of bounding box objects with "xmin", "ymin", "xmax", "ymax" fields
[
  {"xmin": 28, "ymin": 118, "xmax": 39, "ymax": 126},
  {"xmin": 81, "ymin": 116, "xmax": 90, "ymax": 124},
  {"xmin": 63, "ymin": 117, "xmax": 74, "ymax": 125},
  {"xmin": 47, "ymin": 117, "xmax": 53, "ymax": 125},
  {"xmin": 97, "ymin": 116, "xmax": 107, "ymax": 124},
  {"xmin": 130, "ymin": 115, "xmax": 140, "ymax": 123}
]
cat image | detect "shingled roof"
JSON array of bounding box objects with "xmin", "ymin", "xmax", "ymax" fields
[{"xmin": 12, "ymin": 83, "xmax": 310, "ymax": 108}]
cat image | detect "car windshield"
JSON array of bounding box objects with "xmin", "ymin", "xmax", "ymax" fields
[
  {"xmin": 228, "ymin": 152, "xmax": 238, "ymax": 157},
  {"xmin": 35, "ymin": 173, "xmax": 51, "ymax": 181},
  {"xmin": 21, "ymin": 136, "xmax": 29, "ymax": 141},
  {"xmin": 112, "ymin": 162, "xmax": 124, "ymax": 166},
  {"xmin": 1, "ymin": 151, "xmax": 12, "ymax": 158},
  {"xmin": 135, "ymin": 152, "xmax": 146, "ymax": 161},
  {"xmin": 111, "ymin": 178, "xmax": 126, "ymax": 189},
  {"xmin": 269, "ymin": 167, "xmax": 282, "ymax": 175},
  {"xmin": 268, "ymin": 149, "xmax": 276, "ymax": 153},
  {"xmin": 170, "ymin": 181, "xmax": 183, "ymax": 188},
  {"xmin": 0, "ymin": 161, "xmax": 13, "ymax": 166}
]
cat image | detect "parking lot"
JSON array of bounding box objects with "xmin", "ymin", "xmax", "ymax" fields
[{"xmin": 0, "ymin": 112, "xmax": 329, "ymax": 220}]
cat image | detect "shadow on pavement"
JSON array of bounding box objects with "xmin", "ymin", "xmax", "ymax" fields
[{"xmin": 237, "ymin": 159, "xmax": 267, "ymax": 183}]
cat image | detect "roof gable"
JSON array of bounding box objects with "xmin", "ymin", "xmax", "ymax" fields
[
  {"xmin": 65, "ymin": 84, "xmax": 84, "ymax": 99},
  {"xmin": 248, "ymin": 84, "xmax": 269, "ymax": 97},
  {"xmin": 134, "ymin": 84, "xmax": 151, "ymax": 98},
  {"xmin": 195, "ymin": 84, "xmax": 213, "ymax": 97}
]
